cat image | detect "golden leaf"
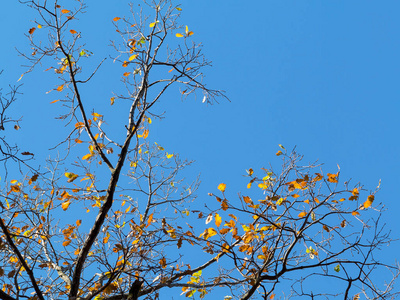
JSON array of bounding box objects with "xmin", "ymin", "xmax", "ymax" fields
[
  {"xmin": 175, "ymin": 33, "xmax": 184, "ymax": 38},
  {"xmin": 363, "ymin": 195, "xmax": 375, "ymax": 209},
  {"xmin": 218, "ymin": 183, "xmax": 226, "ymax": 192},
  {"xmin": 113, "ymin": 17, "xmax": 121, "ymax": 21},
  {"xmin": 327, "ymin": 173, "xmax": 338, "ymax": 183},
  {"xmin": 61, "ymin": 9, "xmax": 70, "ymax": 14},
  {"xmin": 298, "ymin": 211, "xmax": 307, "ymax": 218},
  {"xmin": 215, "ymin": 213, "xmax": 221, "ymax": 227},
  {"xmin": 61, "ymin": 200, "xmax": 70, "ymax": 211},
  {"xmin": 62, "ymin": 239, "xmax": 71, "ymax": 246}
]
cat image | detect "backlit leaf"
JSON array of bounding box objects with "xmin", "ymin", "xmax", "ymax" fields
[
  {"xmin": 176, "ymin": 7, "xmax": 182, "ymax": 11},
  {"xmin": 218, "ymin": 183, "xmax": 226, "ymax": 192},
  {"xmin": 61, "ymin": 9, "xmax": 70, "ymax": 14},
  {"xmin": 62, "ymin": 239, "xmax": 71, "ymax": 246},
  {"xmin": 70, "ymin": 29, "xmax": 77, "ymax": 34},
  {"xmin": 56, "ymin": 85, "xmax": 64, "ymax": 92},
  {"xmin": 276, "ymin": 150, "xmax": 283, "ymax": 156},
  {"xmin": 205, "ymin": 214, "xmax": 213, "ymax": 224},
  {"xmin": 176, "ymin": 33, "xmax": 184, "ymax": 38},
  {"xmin": 129, "ymin": 54, "xmax": 139, "ymax": 61},
  {"xmin": 363, "ymin": 195, "xmax": 375, "ymax": 209},
  {"xmin": 298, "ymin": 211, "xmax": 307, "ymax": 218},
  {"xmin": 113, "ymin": 17, "xmax": 121, "ymax": 21},
  {"xmin": 61, "ymin": 200, "xmax": 70, "ymax": 211},
  {"xmin": 215, "ymin": 213, "xmax": 221, "ymax": 227}
]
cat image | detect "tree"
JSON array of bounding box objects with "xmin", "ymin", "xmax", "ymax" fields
[{"xmin": 0, "ymin": 0, "xmax": 398, "ymax": 299}]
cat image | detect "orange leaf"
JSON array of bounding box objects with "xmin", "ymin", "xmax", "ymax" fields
[
  {"xmin": 143, "ymin": 129, "xmax": 149, "ymax": 139},
  {"xmin": 352, "ymin": 211, "xmax": 360, "ymax": 216},
  {"xmin": 50, "ymin": 99, "xmax": 59, "ymax": 104},
  {"xmin": 218, "ymin": 183, "xmax": 226, "ymax": 192},
  {"xmin": 75, "ymin": 138, "xmax": 82, "ymax": 144},
  {"xmin": 70, "ymin": 29, "xmax": 77, "ymax": 34},
  {"xmin": 113, "ymin": 17, "xmax": 121, "ymax": 21},
  {"xmin": 298, "ymin": 211, "xmax": 307, "ymax": 218},
  {"xmin": 62, "ymin": 239, "xmax": 71, "ymax": 246},
  {"xmin": 327, "ymin": 173, "xmax": 338, "ymax": 183},
  {"xmin": 215, "ymin": 213, "xmax": 221, "ymax": 227},
  {"xmin": 56, "ymin": 85, "xmax": 64, "ymax": 92},
  {"xmin": 61, "ymin": 9, "xmax": 70, "ymax": 14},
  {"xmin": 276, "ymin": 150, "xmax": 283, "ymax": 156},
  {"xmin": 123, "ymin": 72, "xmax": 131, "ymax": 77},
  {"xmin": 363, "ymin": 195, "xmax": 375, "ymax": 209},
  {"xmin": 76, "ymin": 220, "xmax": 82, "ymax": 226},
  {"xmin": 28, "ymin": 27, "xmax": 36, "ymax": 35},
  {"xmin": 61, "ymin": 200, "xmax": 70, "ymax": 211}
]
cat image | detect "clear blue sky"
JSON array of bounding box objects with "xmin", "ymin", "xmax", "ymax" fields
[{"xmin": 1, "ymin": 0, "xmax": 400, "ymax": 298}]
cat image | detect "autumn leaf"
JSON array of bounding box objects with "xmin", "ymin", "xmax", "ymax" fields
[
  {"xmin": 28, "ymin": 27, "xmax": 36, "ymax": 35},
  {"xmin": 215, "ymin": 213, "xmax": 221, "ymax": 227},
  {"xmin": 176, "ymin": 33, "xmax": 184, "ymax": 38},
  {"xmin": 205, "ymin": 214, "xmax": 213, "ymax": 224},
  {"xmin": 298, "ymin": 211, "xmax": 307, "ymax": 218},
  {"xmin": 70, "ymin": 29, "xmax": 77, "ymax": 34},
  {"xmin": 63, "ymin": 239, "xmax": 71, "ymax": 246},
  {"xmin": 176, "ymin": 7, "xmax": 182, "ymax": 11},
  {"xmin": 113, "ymin": 17, "xmax": 121, "ymax": 21},
  {"xmin": 129, "ymin": 54, "xmax": 139, "ymax": 61},
  {"xmin": 276, "ymin": 150, "xmax": 283, "ymax": 156},
  {"xmin": 56, "ymin": 85, "xmax": 64, "ymax": 92},
  {"xmin": 61, "ymin": 200, "xmax": 70, "ymax": 211},
  {"xmin": 61, "ymin": 9, "xmax": 70, "ymax": 14},
  {"xmin": 218, "ymin": 183, "xmax": 226, "ymax": 192},
  {"xmin": 110, "ymin": 97, "xmax": 115, "ymax": 105},
  {"xmin": 65, "ymin": 172, "xmax": 79, "ymax": 183},
  {"xmin": 327, "ymin": 172, "xmax": 338, "ymax": 183},
  {"xmin": 363, "ymin": 195, "xmax": 375, "ymax": 209}
]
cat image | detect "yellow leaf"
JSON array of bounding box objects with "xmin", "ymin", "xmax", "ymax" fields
[
  {"xmin": 298, "ymin": 211, "xmax": 307, "ymax": 218},
  {"xmin": 129, "ymin": 54, "xmax": 139, "ymax": 61},
  {"xmin": 176, "ymin": 33, "xmax": 184, "ymax": 38},
  {"xmin": 37, "ymin": 24, "xmax": 42, "ymax": 29},
  {"xmin": 176, "ymin": 7, "xmax": 182, "ymax": 11},
  {"xmin": 215, "ymin": 213, "xmax": 221, "ymax": 227},
  {"xmin": 149, "ymin": 22, "xmax": 156, "ymax": 28},
  {"xmin": 166, "ymin": 153, "xmax": 174, "ymax": 159},
  {"xmin": 218, "ymin": 183, "xmax": 226, "ymax": 192},
  {"xmin": 185, "ymin": 25, "xmax": 189, "ymax": 34},
  {"xmin": 61, "ymin": 200, "xmax": 70, "ymax": 211},
  {"xmin": 82, "ymin": 153, "xmax": 93, "ymax": 160},
  {"xmin": 61, "ymin": 9, "xmax": 70, "ymax": 14},
  {"xmin": 363, "ymin": 195, "xmax": 375, "ymax": 209},
  {"xmin": 113, "ymin": 17, "xmax": 121, "ymax": 21},
  {"xmin": 110, "ymin": 97, "xmax": 115, "ymax": 105}
]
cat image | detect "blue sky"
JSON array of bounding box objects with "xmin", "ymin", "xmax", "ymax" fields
[{"xmin": 1, "ymin": 0, "xmax": 400, "ymax": 298}]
